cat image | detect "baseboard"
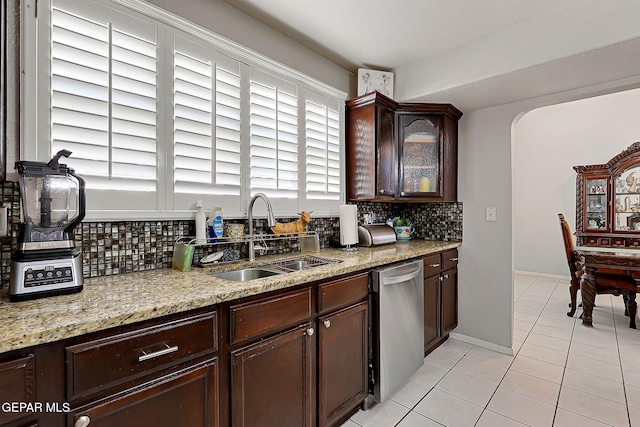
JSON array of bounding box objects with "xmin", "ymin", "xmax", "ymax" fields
[
  {"xmin": 513, "ymin": 270, "xmax": 569, "ymax": 281},
  {"xmin": 449, "ymin": 332, "xmax": 514, "ymax": 356}
]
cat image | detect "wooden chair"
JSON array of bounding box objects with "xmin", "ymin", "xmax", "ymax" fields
[
  {"xmin": 558, "ymin": 213, "xmax": 639, "ymax": 327},
  {"xmin": 559, "ymin": 213, "xmax": 583, "ymax": 317}
]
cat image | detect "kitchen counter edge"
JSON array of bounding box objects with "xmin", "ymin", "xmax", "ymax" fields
[{"xmin": 0, "ymin": 240, "xmax": 460, "ymax": 354}]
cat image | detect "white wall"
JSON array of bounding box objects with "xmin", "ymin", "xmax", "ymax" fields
[
  {"xmin": 145, "ymin": 0, "xmax": 352, "ymax": 95},
  {"xmin": 455, "ymin": 77, "xmax": 640, "ymax": 351},
  {"xmin": 513, "ymin": 88, "xmax": 640, "ymax": 276}
]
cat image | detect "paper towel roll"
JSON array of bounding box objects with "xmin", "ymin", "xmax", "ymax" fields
[{"xmin": 339, "ymin": 204, "xmax": 359, "ymax": 246}]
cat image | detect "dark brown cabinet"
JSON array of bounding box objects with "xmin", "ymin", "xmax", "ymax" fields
[
  {"xmin": 0, "ymin": 309, "xmax": 220, "ymax": 427},
  {"xmin": 318, "ymin": 301, "xmax": 368, "ymax": 427},
  {"xmin": 575, "ymin": 142, "xmax": 640, "ymax": 248},
  {"xmin": 228, "ymin": 287, "xmax": 314, "ymax": 427},
  {"xmin": 317, "ymin": 274, "xmax": 369, "ymax": 427},
  {"xmin": 231, "ymin": 324, "xmax": 314, "ymax": 427},
  {"xmin": 67, "ymin": 311, "xmax": 219, "ymax": 427},
  {"xmin": 423, "ymin": 249, "xmax": 459, "ymax": 355},
  {"xmin": 68, "ymin": 360, "xmax": 218, "ymax": 427},
  {"xmin": 0, "ymin": 354, "xmax": 36, "ymax": 426},
  {"xmin": 226, "ymin": 273, "xmax": 368, "ymax": 427},
  {"xmin": 346, "ymin": 92, "xmax": 462, "ymax": 202}
]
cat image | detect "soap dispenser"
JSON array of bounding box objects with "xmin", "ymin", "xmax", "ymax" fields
[{"xmin": 195, "ymin": 200, "xmax": 207, "ymax": 243}]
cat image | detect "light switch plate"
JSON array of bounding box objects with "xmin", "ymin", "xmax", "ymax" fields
[{"xmin": 486, "ymin": 207, "xmax": 497, "ymax": 222}]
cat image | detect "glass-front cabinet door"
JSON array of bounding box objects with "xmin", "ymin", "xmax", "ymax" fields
[
  {"xmin": 398, "ymin": 115, "xmax": 441, "ymax": 197},
  {"xmin": 585, "ymin": 178, "xmax": 608, "ymax": 231},
  {"xmin": 614, "ymin": 164, "xmax": 640, "ymax": 231}
]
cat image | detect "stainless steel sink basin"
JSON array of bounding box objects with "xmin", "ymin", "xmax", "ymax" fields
[
  {"xmin": 210, "ymin": 268, "xmax": 283, "ymax": 281},
  {"xmin": 261, "ymin": 255, "xmax": 341, "ymax": 272},
  {"xmin": 280, "ymin": 260, "xmax": 309, "ymax": 271}
]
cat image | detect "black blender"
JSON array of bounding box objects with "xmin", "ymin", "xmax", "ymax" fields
[{"xmin": 10, "ymin": 150, "xmax": 86, "ymax": 301}]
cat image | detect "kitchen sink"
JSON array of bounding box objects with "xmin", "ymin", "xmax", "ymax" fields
[
  {"xmin": 210, "ymin": 268, "xmax": 283, "ymax": 281},
  {"xmin": 210, "ymin": 255, "xmax": 341, "ymax": 281}
]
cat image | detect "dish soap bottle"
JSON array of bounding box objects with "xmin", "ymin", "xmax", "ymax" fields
[
  {"xmin": 210, "ymin": 206, "xmax": 224, "ymax": 242},
  {"xmin": 195, "ymin": 200, "xmax": 207, "ymax": 243}
]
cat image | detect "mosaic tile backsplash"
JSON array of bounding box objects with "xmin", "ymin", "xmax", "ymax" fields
[{"xmin": 0, "ymin": 181, "xmax": 462, "ymax": 285}]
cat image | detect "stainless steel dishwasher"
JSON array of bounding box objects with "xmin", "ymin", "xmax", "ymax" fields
[{"xmin": 369, "ymin": 259, "xmax": 424, "ymax": 405}]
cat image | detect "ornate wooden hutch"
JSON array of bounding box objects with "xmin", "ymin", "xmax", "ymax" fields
[{"xmin": 575, "ymin": 142, "xmax": 640, "ymax": 247}]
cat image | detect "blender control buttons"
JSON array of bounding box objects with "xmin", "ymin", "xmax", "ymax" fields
[{"xmin": 23, "ymin": 264, "xmax": 75, "ymax": 287}]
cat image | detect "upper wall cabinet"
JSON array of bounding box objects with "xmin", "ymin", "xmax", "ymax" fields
[{"xmin": 345, "ymin": 92, "xmax": 462, "ymax": 202}]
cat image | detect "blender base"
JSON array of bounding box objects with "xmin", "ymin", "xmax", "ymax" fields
[{"xmin": 9, "ymin": 250, "xmax": 84, "ymax": 302}]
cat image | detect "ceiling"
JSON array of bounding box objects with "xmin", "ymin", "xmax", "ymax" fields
[{"xmin": 222, "ymin": 0, "xmax": 640, "ymax": 110}]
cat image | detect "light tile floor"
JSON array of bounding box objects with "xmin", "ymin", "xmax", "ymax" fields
[{"xmin": 342, "ymin": 273, "xmax": 640, "ymax": 426}]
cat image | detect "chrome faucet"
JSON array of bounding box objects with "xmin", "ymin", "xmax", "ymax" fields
[{"xmin": 247, "ymin": 193, "xmax": 276, "ymax": 261}]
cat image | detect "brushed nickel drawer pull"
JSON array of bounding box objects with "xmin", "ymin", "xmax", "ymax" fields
[
  {"xmin": 449, "ymin": 257, "xmax": 459, "ymax": 261},
  {"xmin": 428, "ymin": 263, "xmax": 440, "ymax": 268},
  {"xmin": 138, "ymin": 344, "xmax": 178, "ymax": 362}
]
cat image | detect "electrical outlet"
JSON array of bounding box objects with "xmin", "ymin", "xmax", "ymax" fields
[{"xmin": 486, "ymin": 207, "xmax": 497, "ymax": 222}]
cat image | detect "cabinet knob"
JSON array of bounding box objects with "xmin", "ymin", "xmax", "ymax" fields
[
  {"xmin": 323, "ymin": 320, "xmax": 331, "ymax": 328},
  {"xmin": 75, "ymin": 416, "xmax": 91, "ymax": 427},
  {"xmin": 400, "ymin": 191, "xmax": 405, "ymax": 196},
  {"xmin": 305, "ymin": 327, "xmax": 315, "ymax": 336},
  {"xmin": 443, "ymin": 274, "xmax": 449, "ymax": 279},
  {"xmin": 379, "ymin": 189, "xmax": 385, "ymax": 194}
]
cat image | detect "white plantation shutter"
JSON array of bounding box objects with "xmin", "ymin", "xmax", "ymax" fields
[
  {"xmin": 49, "ymin": 0, "xmax": 159, "ymax": 211},
  {"xmin": 305, "ymin": 93, "xmax": 342, "ymax": 204},
  {"xmin": 51, "ymin": 4, "xmax": 158, "ymax": 188},
  {"xmin": 172, "ymin": 36, "xmax": 242, "ymax": 209},
  {"xmin": 249, "ymin": 71, "xmax": 299, "ymax": 206}
]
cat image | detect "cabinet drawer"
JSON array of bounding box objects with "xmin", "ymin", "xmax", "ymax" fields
[
  {"xmin": 0, "ymin": 354, "xmax": 35, "ymax": 425},
  {"xmin": 318, "ymin": 273, "xmax": 369, "ymax": 314},
  {"xmin": 442, "ymin": 249, "xmax": 459, "ymax": 271},
  {"xmin": 628, "ymin": 238, "xmax": 640, "ymax": 248},
  {"xmin": 423, "ymin": 254, "xmax": 442, "ymax": 277},
  {"xmin": 584, "ymin": 236, "xmax": 599, "ymax": 246},
  {"xmin": 612, "ymin": 237, "xmax": 626, "ymax": 247},
  {"xmin": 66, "ymin": 311, "xmax": 217, "ymax": 400},
  {"xmin": 230, "ymin": 287, "xmax": 312, "ymax": 344}
]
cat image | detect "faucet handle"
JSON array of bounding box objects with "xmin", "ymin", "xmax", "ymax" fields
[{"xmin": 254, "ymin": 239, "xmax": 269, "ymax": 255}]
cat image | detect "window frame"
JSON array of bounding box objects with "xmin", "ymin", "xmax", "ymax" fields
[{"xmin": 22, "ymin": 0, "xmax": 346, "ymax": 220}]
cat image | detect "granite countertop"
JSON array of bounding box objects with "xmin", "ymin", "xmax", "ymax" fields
[{"xmin": 0, "ymin": 240, "xmax": 460, "ymax": 354}]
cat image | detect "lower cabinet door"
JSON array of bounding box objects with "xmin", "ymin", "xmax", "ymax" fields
[
  {"xmin": 318, "ymin": 301, "xmax": 368, "ymax": 427},
  {"xmin": 68, "ymin": 359, "xmax": 218, "ymax": 427},
  {"xmin": 0, "ymin": 354, "xmax": 36, "ymax": 426},
  {"xmin": 441, "ymin": 268, "xmax": 458, "ymax": 335},
  {"xmin": 424, "ymin": 275, "xmax": 441, "ymax": 354},
  {"xmin": 231, "ymin": 323, "xmax": 314, "ymax": 427}
]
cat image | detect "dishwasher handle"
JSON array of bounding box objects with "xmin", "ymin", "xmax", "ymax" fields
[{"xmin": 381, "ymin": 266, "xmax": 423, "ymax": 286}]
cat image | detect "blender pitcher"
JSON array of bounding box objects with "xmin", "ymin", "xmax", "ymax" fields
[{"xmin": 16, "ymin": 149, "xmax": 86, "ymax": 246}]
